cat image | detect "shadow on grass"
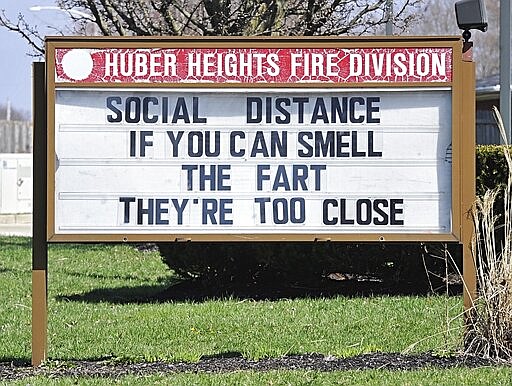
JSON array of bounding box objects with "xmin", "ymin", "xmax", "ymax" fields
[
  {"xmin": 55, "ymin": 279, "xmax": 463, "ymax": 304},
  {"xmin": 60, "ymin": 268, "xmax": 161, "ymax": 282},
  {"xmin": 53, "ymin": 243, "xmax": 463, "ymax": 304},
  {"xmin": 56, "ymin": 284, "xmax": 171, "ymax": 304}
]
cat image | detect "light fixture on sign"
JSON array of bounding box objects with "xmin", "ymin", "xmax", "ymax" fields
[{"xmin": 454, "ymin": 0, "xmax": 488, "ymax": 44}]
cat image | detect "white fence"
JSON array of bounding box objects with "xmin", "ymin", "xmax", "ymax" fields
[{"xmin": 0, "ymin": 120, "xmax": 32, "ymax": 153}]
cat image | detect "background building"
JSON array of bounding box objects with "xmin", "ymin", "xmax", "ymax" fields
[{"xmin": 477, "ymin": 74, "xmax": 512, "ymax": 144}]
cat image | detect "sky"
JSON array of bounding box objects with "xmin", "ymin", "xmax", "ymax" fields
[{"xmin": 0, "ymin": 0, "xmax": 73, "ymax": 115}]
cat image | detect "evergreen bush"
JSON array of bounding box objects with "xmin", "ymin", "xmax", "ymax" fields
[{"xmin": 158, "ymin": 146, "xmax": 509, "ymax": 289}]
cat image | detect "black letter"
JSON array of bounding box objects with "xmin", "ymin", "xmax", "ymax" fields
[
  {"xmin": 366, "ymin": 97, "xmax": 380, "ymax": 123},
  {"xmin": 119, "ymin": 197, "xmax": 135, "ymax": 223},
  {"xmin": 125, "ymin": 97, "xmax": 141, "ymax": 123},
  {"xmin": 142, "ymin": 97, "xmax": 158, "ymax": 123},
  {"xmin": 292, "ymin": 97, "xmax": 309, "ymax": 123},
  {"xmin": 297, "ymin": 132, "xmax": 313, "ymax": 157},
  {"xmin": 323, "ymin": 199, "xmax": 337, "ymax": 225},
  {"xmin": 311, "ymin": 98, "xmax": 329, "ymax": 123},
  {"xmin": 349, "ymin": 97, "xmax": 365, "ymax": 123},
  {"xmin": 172, "ymin": 97, "xmax": 190, "ymax": 123},
  {"xmin": 106, "ymin": 96, "xmax": 122, "ymax": 123},
  {"xmin": 247, "ymin": 97, "xmax": 262, "ymax": 123},
  {"xmin": 340, "ymin": 199, "xmax": 354, "ymax": 224},
  {"xmin": 390, "ymin": 199, "xmax": 404, "ymax": 225},
  {"xmin": 129, "ymin": 131, "xmax": 136, "ymax": 157},
  {"xmin": 230, "ymin": 131, "xmax": 245, "ymax": 157},
  {"xmin": 137, "ymin": 198, "xmax": 154, "ymax": 225},
  {"xmin": 193, "ymin": 97, "xmax": 207, "ymax": 123},
  {"xmin": 368, "ymin": 131, "xmax": 382, "ymax": 157},
  {"xmin": 372, "ymin": 199, "xmax": 389, "ymax": 225},
  {"xmin": 155, "ymin": 199, "xmax": 169, "ymax": 225},
  {"xmin": 331, "ymin": 97, "xmax": 348, "ymax": 123},
  {"xmin": 351, "ymin": 131, "xmax": 365, "ymax": 157},
  {"xmin": 356, "ymin": 199, "xmax": 372, "ymax": 225},
  {"xmin": 275, "ymin": 98, "xmax": 291, "ymax": 124},
  {"xmin": 140, "ymin": 131, "xmax": 153, "ymax": 157}
]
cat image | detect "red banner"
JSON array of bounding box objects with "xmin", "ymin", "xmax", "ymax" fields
[{"xmin": 55, "ymin": 47, "xmax": 452, "ymax": 84}]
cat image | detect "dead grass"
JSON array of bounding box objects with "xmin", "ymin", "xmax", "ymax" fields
[{"xmin": 467, "ymin": 107, "xmax": 512, "ymax": 361}]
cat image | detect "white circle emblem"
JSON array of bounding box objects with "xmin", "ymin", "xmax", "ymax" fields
[{"xmin": 61, "ymin": 49, "xmax": 93, "ymax": 81}]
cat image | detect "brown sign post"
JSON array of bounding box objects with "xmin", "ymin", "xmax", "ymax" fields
[
  {"xmin": 460, "ymin": 50, "xmax": 477, "ymax": 312},
  {"xmin": 32, "ymin": 36, "xmax": 476, "ymax": 366},
  {"xmin": 32, "ymin": 61, "xmax": 48, "ymax": 366}
]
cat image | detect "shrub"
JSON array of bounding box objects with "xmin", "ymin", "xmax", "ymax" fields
[
  {"xmin": 158, "ymin": 240, "xmax": 440, "ymax": 290},
  {"xmin": 158, "ymin": 143, "xmax": 509, "ymax": 290},
  {"xmin": 477, "ymin": 145, "xmax": 510, "ymax": 197}
]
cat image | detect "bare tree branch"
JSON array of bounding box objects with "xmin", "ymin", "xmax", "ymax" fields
[
  {"xmin": 0, "ymin": 10, "xmax": 45, "ymax": 57},
  {"xmin": 1, "ymin": 0, "xmax": 424, "ymax": 56}
]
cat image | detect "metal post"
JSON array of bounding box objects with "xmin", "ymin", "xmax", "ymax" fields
[
  {"xmin": 385, "ymin": 0, "xmax": 394, "ymax": 36},
  {"xmin": 32, "ymin": 61, "xmax": 48, "ymax": 367},
  {"xmin": 500, "ymin": 0, "xmax": 511, "ymax": 141},
  {"xmin": 461, "ymin": 47, "xmax": 477, "ymax": 312}
]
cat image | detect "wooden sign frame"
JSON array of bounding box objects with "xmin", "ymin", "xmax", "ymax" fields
[
  {"xmin": 32, "ymin": 36, "xmax": 476, "ymax": 366},
  {"xmin": 44, "ymin": 36, "xmax": 470, "ymax": 244}
]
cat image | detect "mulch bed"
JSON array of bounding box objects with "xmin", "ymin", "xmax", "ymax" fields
[{"xmin": 0, "ymin": 353, "xmax": 493, "ymax": 381}]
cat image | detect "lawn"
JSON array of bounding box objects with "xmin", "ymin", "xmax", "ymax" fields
[{"xmin": 1, "ymin": 235, "xmax": 510, "ymax": 384}]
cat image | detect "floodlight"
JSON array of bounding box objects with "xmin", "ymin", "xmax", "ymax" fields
[{"xmin": 455, "ymin": 0, "xmax": 488, "ymax": 32}]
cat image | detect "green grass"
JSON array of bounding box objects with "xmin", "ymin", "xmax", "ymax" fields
[
  {"xmin": 2, "ymin": 235, "xmax": 506, "ymax": 384},
  {"xmin": 9, "ymin": 368, "xmax": 512, "ymax": 386},
  {"xmin": 48, "ymin": 294, "xmax": 459, "ymax": 362}
]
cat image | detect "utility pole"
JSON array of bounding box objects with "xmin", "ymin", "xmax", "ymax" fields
[
  {"xmin": 386, "ymin": 0, "xmax": 394, "ymax": 36},
  {"xmin": 500, "ymin": 0, "xmax": 511, "ymax": 141}
]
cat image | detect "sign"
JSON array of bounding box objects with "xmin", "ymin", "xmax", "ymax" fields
[
  {"xmin": 45, "ymin": 37, "xmax": 466, "ymax": 242},
  {"xmin": 36, "ymin": 36, "xmax": 476, "ymax": 369}
]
